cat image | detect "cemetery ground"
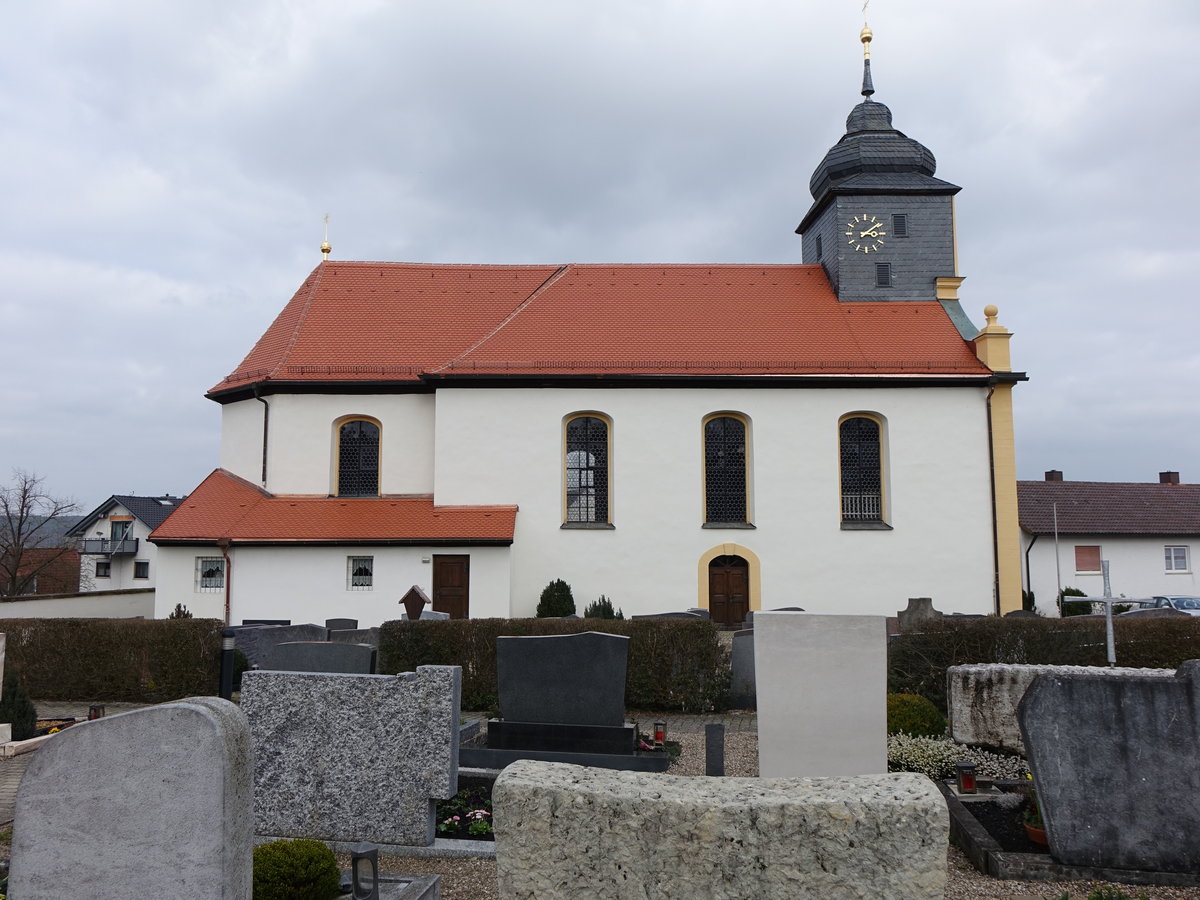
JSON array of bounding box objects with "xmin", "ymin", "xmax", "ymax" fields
[{"xmin": 1, "ymin": 708, "xmax": 1197, "ymax": 899}]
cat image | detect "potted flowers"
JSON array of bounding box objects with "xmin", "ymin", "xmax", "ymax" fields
[{"xmin": 1023, "ymin": 773, "xmax": 1048, "ymax": 846}]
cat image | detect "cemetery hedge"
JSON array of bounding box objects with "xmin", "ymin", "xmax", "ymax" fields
[
  {"xmin": 379, "ymin": 617, "xmax": 729, "ymax": 711},
  {"xmin": 0, "ymin": 617, "xmax": 224, "ymax": 702},
  {"xmin": 888, "ymin": 615, "xmax": 1200, "ymax": 712}
]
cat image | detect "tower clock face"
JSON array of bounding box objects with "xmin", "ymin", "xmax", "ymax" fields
[{"xmin": 845, "ymin": 213, "xmax": 887, "ymax": 253}]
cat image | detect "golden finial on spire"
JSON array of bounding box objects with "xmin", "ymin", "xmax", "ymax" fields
[
  {"xmin": 861, "ymin": 0, "xmax": 872, "ymax": 59},
  {"xmin": 321, "ymin": 213, "xmax": 332, "ymax": 260}
]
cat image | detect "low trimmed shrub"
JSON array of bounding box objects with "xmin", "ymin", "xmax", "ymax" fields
[
  {"xmin": 886, "ymin": 693, "xmax": 945, "ymax": 737},
  {"xmin": 887, "ymin": 732, "xmax": 1028, "ymax": 781},
  {"xmin": 379, "ymin": 617, "xmax": 728, "ymax": 712},
  {"xmin": 252, "ymin": 838, "xmax": 341, "ymax": 900}
]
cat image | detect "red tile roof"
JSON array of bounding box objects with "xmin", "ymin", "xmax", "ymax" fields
[
  {"xmin": 1018, "ymin": 480, "xmax": 1200, "ymax": 535},
  {"xmin": 210, "ymin": 262, "xmax": 990, "ymax": 394},
  {"xmin": 150, "ymin": 470, "xmax": 516, "ymax": 545}
]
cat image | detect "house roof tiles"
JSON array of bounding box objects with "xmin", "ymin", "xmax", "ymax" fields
[
  {"xmin": 1018, "ymin": 480, "xmax": 1200, "ymax": 536},
  {"xmin": 210, "ymin": 261, "xmax": 991, "ymax": 396},
  {"xmin": 149, "ymin": 469, "xmax": 516, "ymax": 545}
]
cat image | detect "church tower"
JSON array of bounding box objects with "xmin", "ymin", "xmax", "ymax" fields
[{"xmin": 797, "ymin": 26, "xmax": 962, "ymax": 305}]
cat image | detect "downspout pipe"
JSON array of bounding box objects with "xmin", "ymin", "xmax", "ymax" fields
[
  {"xmin": 1023, "ymin": 534, "xmax": 1038, "ymax": 607},
  {"xmin": 217, "ymin": 537, "xmax": 232, "ymax": 626},
  {"xmin": 254, "ymin": 386, "xmax": 269, "ymax": 488}
]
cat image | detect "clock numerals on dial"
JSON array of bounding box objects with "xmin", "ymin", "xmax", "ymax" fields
[{"xmin": 845, "ymin": 213, "xmax": 887, "ymax": 253}]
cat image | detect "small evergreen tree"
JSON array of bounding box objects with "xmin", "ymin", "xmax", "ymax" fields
[
  {"xmin": 0, "ymin": 671, "xmax": 38, "ymax": 741},
  {"xmin": 168, "ymin": 602, "xmax": 193, "ymax": 619},
  {"xmin": 583, "ymin": 595, "xmax": 624, "ymax": 619},
  {"xmin": 1059, "ymin": 586, "xmax": 1089, "ymax": 617},
  {"xmin": 536, "ymin": 579, "xmax": 576, "ymax": 617}
]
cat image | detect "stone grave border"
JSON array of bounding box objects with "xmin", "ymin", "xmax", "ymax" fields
[{"xmin": 939, "ymin": 782, "xmax": 1200, "ymax": 888}]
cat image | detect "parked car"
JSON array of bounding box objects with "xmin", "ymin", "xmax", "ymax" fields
[{"xmin": 1148, "ymin": 596, "xmax": 1200, "ymax": 616}]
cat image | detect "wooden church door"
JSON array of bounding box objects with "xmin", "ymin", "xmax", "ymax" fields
[{"xmin": 708, "ymin": 555, "xmax": 749, "ymax": 626}]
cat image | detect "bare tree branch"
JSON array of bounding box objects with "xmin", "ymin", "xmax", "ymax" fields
[{"xmin": 0, "ymin": 470, "xmax": 79, "ymax": 598}]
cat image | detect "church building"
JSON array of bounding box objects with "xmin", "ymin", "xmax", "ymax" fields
[{"xmin": 150, "ymin": 28, "xmax": 1026, "ymax": 626}]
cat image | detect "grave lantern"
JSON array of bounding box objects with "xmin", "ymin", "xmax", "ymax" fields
[
  {"xmin": 87, "ymin": 705, "xmax": 105, "ymax": 720},
  {"xmin": 350, "ymin": 841, "xmax": 379, "ymax": 900},
  {"xmin": 653, "ymin": 720, "xmax": 666, "ymax": 750},
  {"xmin": 954, "ymin": 761, "xmax": 977, "ymax": 794}
]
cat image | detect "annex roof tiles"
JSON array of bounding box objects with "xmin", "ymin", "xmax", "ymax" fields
[
  {"xmin": 149, "ymin": 469, "xmax": 516, "ymax": 545},
  {"xmin": 1018, "ymin": 480, "xmax": 1200, "ymax": 536}
]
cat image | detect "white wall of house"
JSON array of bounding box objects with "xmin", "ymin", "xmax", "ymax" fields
[
  {"xmin": 220, "ymin": 393, "xmax": 436, "ymax": 495},
  {"xmin": 1023, "ymin": 532, "xmax": 1198, "ymax": 608},
  {"xmin": 154, "ymin": 544, "xmax": 511, "ymax": 626},
  {"xmin": 79, "ymin": 501, "xmax": 164, "ymax": 591},
  {"xmin": 434, "ymin": 385, "xmax": 997, "ymax": 617}
]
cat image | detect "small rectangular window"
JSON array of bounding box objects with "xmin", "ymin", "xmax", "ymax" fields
[
  {"xmin": 95, "ymin": 561, "xmax": 111, "ymax": 578},
  {"xmin": 1165, "ymin": 546, "xmax": 1190, "ymax": 572},
  {"xmin": 875, "ymin": 262, "xmax": 892, "ymax": 287},
  {"xmin": 1074, "ymin": 545, "xmax": 1102, "ymax": 574},
  {"xmin": 134, "ymin": 561, "xmax": 150, "ymax": 579},
  {"xmin": 196, "ymin": 557, "xmax": 225, "ymax": 592},
  {"xmin": 348, "ymin": 556, "xmax": 374, "ymax": 590},
  {"xmin": 892, "ymin": 214, "xmax": 908, "ymax": 237},
  {"xmin": 815, "ymin": 234, "xmax": 823, "ymax": 258}
]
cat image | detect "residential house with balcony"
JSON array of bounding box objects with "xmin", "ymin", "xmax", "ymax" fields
[{"xmin": 67, "ymin": 495, "xmax": 184, "ymax": 591}]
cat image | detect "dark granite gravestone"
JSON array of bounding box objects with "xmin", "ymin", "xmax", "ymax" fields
[
  {"xmin": 632, "ymin": 611, "xmax": 705, "ymax": 620},
  {"xmin": 729, "ymin": 629, "xmax": 756, "ymax": 708},
  {"xmin": 329, "ymin": 627, "xmax": 381, "ymax": 648},
  {"xmin": 232, "ymin": 623, "xmax": 329, "ymax": 668},
  {"xmin": 1018, "ymin": 660, "xmax": 1200, "ymax": 873},
  {"xmin": 265, "ymin": 641, "xmax": 376, "ymax": 675},
  {"xmin": 460, "ymin": 632, "xmax": 667, "ymax": 772},
  {"xmin": 325, "ymin": 618, "xmax": 358, "ymax": 631},
  {"xmin": 498, "ymin": 632, "xmax": 627, "ymax": 726}
]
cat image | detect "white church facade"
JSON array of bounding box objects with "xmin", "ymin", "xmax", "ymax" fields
[{"xmin": 151, "ymin": 31, "xmax": 1026, "ymax": 626}]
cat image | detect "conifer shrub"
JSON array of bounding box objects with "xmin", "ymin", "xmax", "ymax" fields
[
  {"xmin": 252, "ymin": 838, "xmax": 341, "ymax": 900},
  {"xmin": 886, "ymin": 692, "xmax": 946, "ymax": 737},
  {"xmin": 167, "ymin": 603, "xmax": 194, "ymax": 619},
  {"xmin": 583, "ymin": 595, "xmax": 623, "ymax": 619},
  {"xmin": 1059, "ymin": 586, "xmax": 1090, "ymax": 616},
  {"xmin": 0, "ymin": 671, "xmax": 37, "ymax": 741},
  {"xmin": 535, "ymin": 579, "xmax": 576, "ymax": 617}
]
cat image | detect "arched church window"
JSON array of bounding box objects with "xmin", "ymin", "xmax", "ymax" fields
[
  {"xmin": 565, "ymin": 415, "xmax": 609, "ymax": 523},
  {"xmin": 839, "ymin": 415, "xmax": 883, "ymax": 522},
  {"xmin": 704, "ymin": 415, "xmax": 748, "ymax": 524},
  {"xmin": 337, "ymin": 419, "xmax": 380, "ymax": 497}
]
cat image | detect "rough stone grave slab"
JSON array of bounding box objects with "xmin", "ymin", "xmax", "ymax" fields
[
  {"xmin": 10, "ymin": 697, "xmax": 252, "ymax": 900},
  {"xmin": 949, "ymin": 663, "xmax": 1174, "ymax": 754},
  {"xmin": 1018, "ymin": 660, "xmax": 1200, "ymax": 874},
  {"xmin": 233, "ymin": 623, "xmax": 329, "ymax": 667},
  {"xmin": 493, "ymin": 761, "xmax": 947, "ymax": 900},
  {"xmin": 242, "ymin": 666, "xmax": 460, "ymax": 846},
  {"xmin": 265, "ymin": 640, "xmax": 376, "ymax": 674},
  {"xmin": 497, "ymin": 631, "xmax": 628, "ymax": 727},
  {"xmin": 755, "ymin": 612, "xmax": 886, "ymax": 777}
]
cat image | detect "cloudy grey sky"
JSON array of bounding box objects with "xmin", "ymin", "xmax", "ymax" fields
[{"xmin": 3, "ymin": 0, "xmax": 1198, "ymax": 510}]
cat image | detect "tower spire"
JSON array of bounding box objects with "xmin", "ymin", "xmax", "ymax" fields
[{"xmin": 860, "ymin": 23, "xmax": 875, "ymax": 99}]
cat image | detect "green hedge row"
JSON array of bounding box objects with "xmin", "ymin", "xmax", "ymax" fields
[
  {"xmin": 378, "ymin": 618, "xmax": 729, "ymax": 712},
  {"xmin": 888, "ymin": 616, "xmax": 1200, "ymax": 713},
  {"xmin": 0, "ymin": 618, "xmax": 224, "ymax": 702}
]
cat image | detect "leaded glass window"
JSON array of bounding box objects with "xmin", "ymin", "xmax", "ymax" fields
[
  {"xmin": 338, "ymin": 420, "xmax": 379, "ymax": 496},
  {"xmin": 705, "ymin": 416, "xmax": 747, "ymax": 523},
  {"xmin": 565, "ymin": 416, "xmax": 608, "ymax": 523},
  {"xmin": 840, "ymin": 416, "xmax": 882, "ymax": 521}
]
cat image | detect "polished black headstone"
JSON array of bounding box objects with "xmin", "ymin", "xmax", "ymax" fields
[
  {"xmin": 325, "ymin": 618, "xmax": 359, "ymax": 631},
  {"xmin": 264, "ymin": 641, "xmax": 376, "ymax": 675},
  {"xmin": 1018, "ymin": 660, "xmax": 1200, "ymax": 873},
  {"xmin": 496, "ymin": 632, "xmax": 628, "ymax": 727}
]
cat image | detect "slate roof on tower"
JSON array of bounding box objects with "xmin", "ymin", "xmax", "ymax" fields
[{"xmin": 209, "ymin": 261, "xmax": 992, "ymax": 399}]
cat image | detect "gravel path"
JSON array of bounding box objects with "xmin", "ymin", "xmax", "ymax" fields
[{"xmin": 374, "ymin": 731, "xmax": 1200, "ymax": 900}]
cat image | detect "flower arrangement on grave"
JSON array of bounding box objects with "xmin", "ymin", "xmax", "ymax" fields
[{"xmin": 1023, "ymin": 772, "xmax": 1043, "ymax": 829}]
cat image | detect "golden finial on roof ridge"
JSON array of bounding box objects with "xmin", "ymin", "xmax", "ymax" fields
[
  {"xmin": 860, "ymin": 24, "xmax": 873, "ymax": 59},
  {"xmin": 321, "ymin": 213, "xmax": 332, "ymax": 260}
]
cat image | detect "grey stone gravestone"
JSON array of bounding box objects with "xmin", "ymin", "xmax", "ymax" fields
[
  {"xmin": 233, "ymin": 623, "xmax": 329, "ymax": 667},
  {"xmin": 632, "ymin": 611, "xmax": 705, "ymax": 619},
  {"xmin": 497, "ymin": 631, "xmax": 628, "ymax": 726},
  {"xmin": 729, "ymin": 628, "xmax": 756, "ymax": 708},
  {"xmin": 265, "ymin": 640, "xmax": 376, "ymax": 674},
  {"xmin": 329, "ymin": 626, "xmax": 381, "ymax": 647},
  {"xmin": 241, "ymin": 666, "xmax": 461, "ymax": 846},
  {"xmin": 325, "ymin": 617, "xmax": 359, "ymax": 630},
  {"xmin": 1018, "ymin": 660, "xmax": 1200, "ymax": 873},
  {"xmin": 897, "ymin": 597, "xmax": 943, "ymax": 632},
  {"xmin": 10, "ymin": 697, "xmax": 252, "ymax": 900},
  {"xmin": 400, "ymin": 609, "xmax": 450, "ymax": 621}
]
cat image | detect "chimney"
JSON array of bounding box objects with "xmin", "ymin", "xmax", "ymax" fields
[
  {"xmin": 1044, "ymin": 470, "xmax": 1063, "ymax": 482},
  {"xmin": 1160, "ymin": 471, "xmax": 1180, "ymax": 485}
]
